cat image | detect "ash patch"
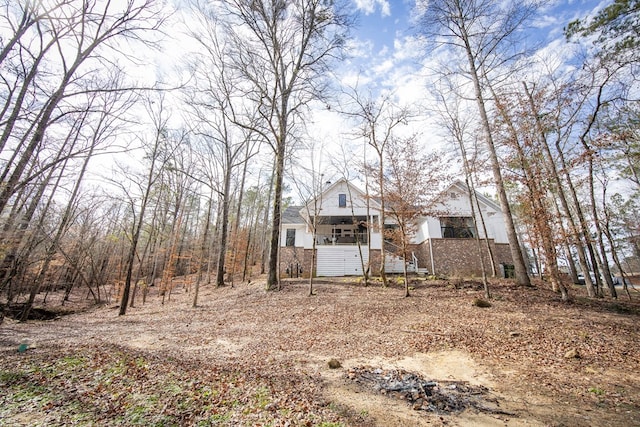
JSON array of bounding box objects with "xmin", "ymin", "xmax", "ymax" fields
[{"xmin": 346, "ymin": 366, "xmax": 511, "ymax": 415}]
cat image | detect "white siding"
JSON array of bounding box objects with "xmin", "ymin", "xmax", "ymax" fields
[
  {"xmin": 414, "ymin": 185, "xmax": 509, "ymax": 244},
  {"xmin": 280, "ymin": 225, "xmax": 306, "ymax": 247},
  {"xmin": 308, "ymin": 180, "xmax": 380, "ymax": 218},
  {"xmin": 316, "ymin": 246, "xmax": 369, "ymax": 276}
]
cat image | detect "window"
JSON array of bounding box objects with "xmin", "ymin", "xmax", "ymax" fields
[
  {"xmin": 285, "ymin": 229, "xmax": 296, "ymax": 246},
  {"xmin": 338, "ymin": 193, "xmax": 347, "ymax": 207},
  {"xmin": 440, "ymin": 217, "xmax": 476, "ymax": 238}
]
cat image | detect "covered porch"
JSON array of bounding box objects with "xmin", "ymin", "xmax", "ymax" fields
[{"xmin": 312, "ymin": 215, "xmax": 378, "ymax": 246}]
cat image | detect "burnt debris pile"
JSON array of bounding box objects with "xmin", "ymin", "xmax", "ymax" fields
[{"xmin": 345, "ymin": 366, "xmax": 511, "ymax": 415}]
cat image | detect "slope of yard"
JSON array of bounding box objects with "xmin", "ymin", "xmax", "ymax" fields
[{"xmin": 1, "ymin": 277, "xmax": 639, "ymax": 426}]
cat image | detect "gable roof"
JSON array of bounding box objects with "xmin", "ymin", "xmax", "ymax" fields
[
  {"xmin": 304, "ymin": 177, "xmax": 381, "ymax": 211},
  {"xmin": 281, "ymin": 205, "xmax": 304, "ymax": 224},
  {"xmin": 282, "ymin": 180, "xmax": 502, "ymax": 228},
  {"xmin": 447, "ymin": 180, "xmax": 502, "ymax": 212}
]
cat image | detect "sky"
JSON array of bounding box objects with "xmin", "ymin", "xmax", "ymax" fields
[
  {"xmin": 340, "ymin": 0, "xmax": 607, "ymax": 95},
  {"xmin": 356, "ymin": 1, "xmax": 603, "ymax": 74},
  {"xmin": 296, "ymin": 0, "xmax": 608, "ymax": 185},
  {"xmin": 134, "ymin": 0, "xmax": 612, "ymax": 200},
  {"xmin": 350, "ymin": 0, "xmax": 603, "ymax": 55}
]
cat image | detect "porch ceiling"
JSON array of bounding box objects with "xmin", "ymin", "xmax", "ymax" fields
[{"xmin": 314, "ymin": 215, "xmax": 371, "ymax": 225}]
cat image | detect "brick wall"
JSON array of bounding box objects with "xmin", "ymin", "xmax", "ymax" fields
[
  {"xmin": 414, "ymin": 239, "xmax": 513, "ymax": 277},
  {"xmin": 369, "ymin": 249, "xmax": 381, "ymax": 276},
  {"xmin": 492, "ymin": 243, "xmax": 512, "ymax": 267},
  {"xmin": 279, "ymin": 246, "xmax": 307, "ymax": 278},
  {"xmin": 279, "ymin": 247, "xmax": 382, "ymax": 278},
  {"xmin": 278, "ymin": 243, "xmax": 513, "ymax": 278},
  {"xmin": 302, "ymin": 249, "xmax": 314, "ymax": 278}
]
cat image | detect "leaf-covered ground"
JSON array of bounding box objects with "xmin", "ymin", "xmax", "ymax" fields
[{"xmin": 1, "ymin": 277, "xmax": 639, "ymax": 426}]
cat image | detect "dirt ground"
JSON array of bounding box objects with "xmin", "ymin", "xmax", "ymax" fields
[{"xmin": 1, "ymin": 277, "xmax": 639, "ymax": 426}]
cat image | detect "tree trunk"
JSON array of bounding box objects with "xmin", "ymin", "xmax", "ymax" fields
[
  {"xmin": 216, "ymin": 167, "xmax": 232, "ymax": 288},
  {"xmin": 194, "ymin": 195, "xmax": 213, "ymax": 307},
  {"xmin": 377, "ymin": 154, "xmax": 388, "ymax": 287},
  {"xmin": 267, "ymin": 142, "xmax": 285, "ymax": 291},
  {"xmin": 460, "ymin": 40, "xmax": 530, "ymax": 286}
]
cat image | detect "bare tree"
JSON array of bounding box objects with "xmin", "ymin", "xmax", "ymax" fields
[
  {"xmin": 288, "ymin": 141, "xmax": 327, "ymax": 296},
  {"xmin": 330, "ymin": 144, "xmax": 372, "ymax": 286},
  {"xmin": 434, "ymin": 93, "xmax": 497, "ymax": 295},
  {"xmin": 18, "ymin": 89, "xmax": 133, "ymax": 320},
  {"xmin": 0, "ymin": 0, "xmax": 167, "ymax": 217},
  {"xmin": 418, "ymin": 0, "xmax": 537, "ymax": 287},
  {"xmin": 489, "ymin": 83, "xmax": 569, "ymax": 299},
  {"xmin": 215, "ymin": 0, "xmax": 351, "ymax": 290},
  {"xmin": 520, "ymin": 74, "xmax": 603, "ymax": 297},
  {"xmin": 569, "ymin": 60, "xmax": 636, "ymax": 298},
  {"xmin": 118, "ymin": 95, "xmax": 177, "ymax": 316},
  {"xmin": 184, "ymin": 7, "xmax": 262, "ymax": 288},
  {"xmin": 193, "ymin": 190, "xmax": 215, "ymax": 307},
  {"xmin": 343, "ymin": 89, "xmax": 412, "ymax": 287},
  {"xmin": 381, "ymin": 136, "xmax": 445, "ymax": 297}
]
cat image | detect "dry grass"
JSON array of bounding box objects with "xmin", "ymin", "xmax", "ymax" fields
[{"xmin": 1, "ymin": 276, "xmax": 639, "ymax": 426}]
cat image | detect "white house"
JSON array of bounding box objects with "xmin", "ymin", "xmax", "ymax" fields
[{"xmin": 279, "ymin": 178, "xmax": 514, "ymax": 278}]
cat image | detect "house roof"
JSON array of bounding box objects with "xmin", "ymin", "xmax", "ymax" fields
[
  {"xmin": 281, "ymin": 205, "xmax": 304, "ymax": 224},
  {"xmin": 282, "ymin": 180, "xmax": 502, "ymax": 228},
  {"xmin": 304, "ymin": 177, "xmax": 381, "ymax": 211}
]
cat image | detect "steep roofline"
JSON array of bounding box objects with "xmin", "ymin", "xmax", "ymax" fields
[
  {"xmin": 449, "ymin": 180, "xmax": 502, "ymax": 212},
  {"xmin": 302, "ymin": 177, "xmax": 382, "ymax": 212},
  {"xmin": 281, "ymin": 205, "xmax": 305, "ymax": 224}
]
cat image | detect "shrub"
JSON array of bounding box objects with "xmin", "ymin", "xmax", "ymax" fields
[{"xmin": 472, "ymin": 298, "xmax": 492, "ymax": 308}]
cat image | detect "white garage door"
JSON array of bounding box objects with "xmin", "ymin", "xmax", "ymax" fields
[{"xmin": 316, "ymin": 246, "xmax": 369, "ymax": 276}]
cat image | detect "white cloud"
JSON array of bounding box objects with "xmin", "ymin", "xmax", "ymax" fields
[
  {"xmin": 372, "ymin": 58, "xmax": 394, "ymax": 76},
  {"xmin": 377, "ymin": 45, "xmax": 389, "ymax": 57},
  {"xmin": 353, "ymin": 0, "xmax": 391, "ymax": 17},
  {"xmin": 345, "ymin": 37, "xmax": 375, "ymax": 59},
  {"xmin": 392, "ymin": 35, "xmax": 425, "ymax": 61},
  {"xmin": 380, "ymin": 1, "xmax": 391, "ymax": 16},
  {"xmin": 532, "ymin": 14, "xmax": 559, "ymax": 29}
]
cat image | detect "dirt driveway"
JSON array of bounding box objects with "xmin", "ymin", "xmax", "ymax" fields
[{"xmin": 1, "ymin": 277, "xmax": 639, "ymax": 426}]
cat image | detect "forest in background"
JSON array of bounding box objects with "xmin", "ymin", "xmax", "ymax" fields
[{"xmin": 0, "ymin": 0, "xmax": 639, "ymax": 321}]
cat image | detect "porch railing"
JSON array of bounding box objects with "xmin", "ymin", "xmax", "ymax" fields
[{"xmin": 316, "ymin": 232, "xmax": 368, "ymax": 245}]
